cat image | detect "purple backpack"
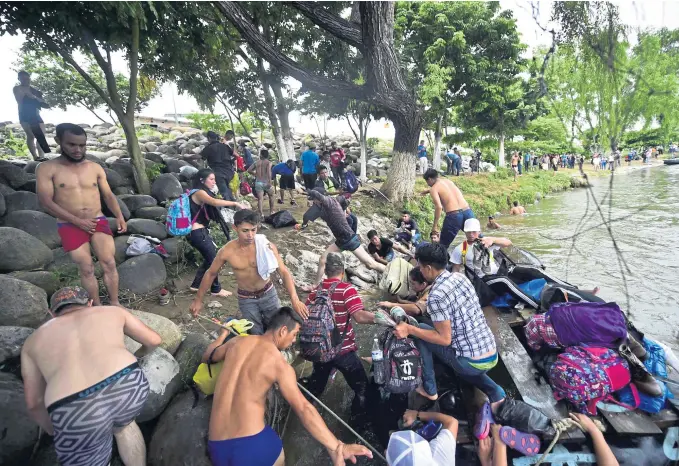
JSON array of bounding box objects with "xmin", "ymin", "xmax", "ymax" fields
[
  {"xmin": 549, "ymin": 346, "xmax": 638, "ymax": 415},
  {"xmin": 547, "ymin": 302, "xmax": 627, "ymax": 348}
]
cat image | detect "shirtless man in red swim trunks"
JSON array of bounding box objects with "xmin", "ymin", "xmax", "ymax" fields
[{"xmin": 36, "ymin": 123, "xmax": 127, "ymax": 306}]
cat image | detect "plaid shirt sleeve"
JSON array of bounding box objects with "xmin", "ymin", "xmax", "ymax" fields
[{"xmin": 426, "ymin": 288, "xmax": 450, "ymax": 323}]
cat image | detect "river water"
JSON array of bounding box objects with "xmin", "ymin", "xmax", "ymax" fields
[{"xmin": 499, "ymin": 164, "xmax": 679, "ymax": 347}]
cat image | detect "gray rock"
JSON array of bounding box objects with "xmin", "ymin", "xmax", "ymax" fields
[
  {"xmin": 151, "ymin": 173, "xmax": 183, "ymax": 202},
  {"xmin": 0, "ymin": 227, "xmax": 53, "ymax": 272},
  {"xmin": 23, "ymin": 160, "xmax": 41, "ymax": 174},
  {"xmin": 114, "ymin": 235, "xmax": 131, "ymax": 264},
  {"xmin": 0, "ymin": 275, "xmax": 48, "ymax": 327},
  {"xmin": 135, "ymin": 206, "xmax": 168, "ymax": 220},
  {"xmin": 160, "ymin": 237, "xmax": 183, "ymax": 264},
  {"xmin": 0, "ymin": 160, "xmax": 30, "ymax": 188},
  {"xmin": 114, "ymin": 186, "xmax": 135, "ymax": 196},
  {"xmin": 164, "ymin": 158, "xmax": 189, "ymax": 173},
  {"xmin": 118, "ymin": 253, "xmax": 167, "ymax": 294},
  {"xmin": 156, "ymin": 144, "xmax": 170, "ymax": 154},
  {"xmin": 19, "ymin": 178, "xmax": 37, "ymax": 193},
  {"xmin": 137, "ymin": 347, "xmax": 182, "ymax": 422},
  {"xmin": 148, "ymin": 390, "xmax": 212, "ymax": 466},
  {"xmin": 145, "ymin": 145, "xmax": 161, "ymax": 156},
  {"xmin": 109, "ymin": 159, "xmax": 136, "ymax": 186},
  {"xmin": 0, "ymin": 192, "xmax": 4, "ymax": 217},
  {"xmin": 0, "ymin": 326, "xmax": 34, "ymax": 364},
  {"xmin": 125, "ymin": 310, "xmax": 182, "ymax": 355},
  {"xmin": 3, "ymin": 210, "xmax": 61, "ymax": 248},
  {"xmin": 0, "ymin": 183, "xmax": 15, "ymax": 196},
  {"xmin": 104, "ymin": 167, "xmax": 125, "ymax": 189},
  {"xmin": 119, "ymin": 194, "xmax": 157, "ymax": 213},
  {"xmin": 0, "ymin": 373, "xmax": 41, "ymax": 465},
  {"xmin": 107, "ymin": 217, "xmax": 119, "ymax": 233},
  {"xmin": 7, "ymin": 271, "xmax": 60, "ymax": 296},
  {"xmin": 126, "ymin": 218, "xmax": 167, "ymax": 239},
  {"xmin": 3, "ymin": 191, "xmax": 42, "ymax": 215},
  {"xmin": 349, "ymin": 275, "xmax": 371, "ymax": 290},
  {"xmin": 179, "ymin": 165, "xmax": 199, "ymax": 181},
  {"xmin": 106, "ymin": 149, "xmax": 128, "ymax": 158},
  {"xmin": 174, "ymin": 333, "xmax": 211, "ymax": 385},
  {"xmin": 102, "ymin": 195, "xmax": 131, "ymax": 220}
]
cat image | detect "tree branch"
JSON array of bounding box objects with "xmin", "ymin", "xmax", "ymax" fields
[
  {"xmin": 345, "ymin": 112, "xmax": 360, "ymax": 141},
  {"xmin": 286, "ymin": 1, "xmax": 363, "ymax": 50},
  {"xmin": 127, "ymin": 15, "xmax": 140, "ymax": 119},
  {"xmin": 214, "ymin": 1, "xmax": 366, "ymax": 100},
  {"xmin": 81, "ymin": 31, "xmax": 124, "ymax": 112}
]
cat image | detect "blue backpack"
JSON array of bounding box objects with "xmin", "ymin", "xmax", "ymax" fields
[
  {"xmin": 166, "ymin": 189, "xmax": 203, "ymax": 236},
  {"xmin": 344, "ymin": 170, "xmax": 359, "ymax": 194}
]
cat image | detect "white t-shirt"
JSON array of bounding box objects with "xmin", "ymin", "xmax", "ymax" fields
[
  {"xmin": 430, "ymin": 429, "xmax": 457, "ymax": 464},
  {"xmin": 450, "ymin": 242, "xmax": 500, "ymax": 277}
]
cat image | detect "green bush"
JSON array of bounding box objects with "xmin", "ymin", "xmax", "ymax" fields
[
  {"xmin": 145, "ymin": 162, "xmax": 163, "ymax": 183},
  {"xmin": 0, "ymin": 129, "xmax": 30, "ymax": 159}
]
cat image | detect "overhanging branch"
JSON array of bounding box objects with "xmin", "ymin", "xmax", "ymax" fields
[
  {"xmin": 286, "ymin": 1, "xmax": 363, "ymax": 50},
  {"xmin": 214, "ymin": 1, "xmax": 366, "ymax": 100}
]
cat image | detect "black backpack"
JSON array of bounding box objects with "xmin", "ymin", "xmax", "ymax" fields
[{"xmin": 378, "ymin": 329, "xmax": 422, "ymax": 394}]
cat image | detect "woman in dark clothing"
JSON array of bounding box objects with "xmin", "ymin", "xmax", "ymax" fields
[{"xmin": 188, "ymin": 169, "xmax": 250, "ymax": 297}]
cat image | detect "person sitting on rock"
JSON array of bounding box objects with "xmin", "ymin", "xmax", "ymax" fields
[
  {"xmin": 190, "ymin": 209, "xmax": 308, "ymax": 335},
  {"xmin": 205, "ymin": 306, "xmax": 372, "ymax": 466},
  {"xmin": 247, "ymin": 149, "xmax": 275, "ymax": 218},
  {"xmin": 302, "ymin": 253, "xmax": 377, "ymax": 417},
  {"xmin": 367, "ymin": 230, "xmax": 413, "ymax": 265},
  {"xmin": 21, "ymin": 286, "xmax": 161, "ymax": 466},
  {"xmin": 36, "ymin": 123, "xmax": 127, "ymax": 307},
  {"xmin": 314, "ymin": 165, "xmax": 340, "ymax": 194},
  {"xmin": 296, "ymin": 189, "xmax": 386, "ymax": 291},
  {"xmin": 509, "ymin": 201, "xmax": 526, "ymax": 215},
  {"xmin": 449, "ymin": 218, "xmax": 512, "ymax": 277},
  {"xmin": 395, "ymin": 210, "xmax": 419, "ymax": 246},
  {"xmin": 379, "ymin": 266, "xmax": 432, "ymax": 319},
  {"xmin": 187, "ymin": 169, "xmax": 250, "ymax": 298}
]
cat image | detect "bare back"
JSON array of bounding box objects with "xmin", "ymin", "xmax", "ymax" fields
[
  {"xmin": 36, "ymin": 159, "xmax": 105, "ymax": 222},
  {"xmin": 220, "ymin": 239, "xmax": 271, "ymax": 292},
  {"xmin": 254, "ymin": 160, "xmax": 272, "ymax": 183},
  {"xmin": 23, "ymin": 306, "xmax": 137, "ymax": 407},
  {"xmin": 209, "ymin": 336, "xmax": 282, "ymax": 440},
  {"xmin": 431, "ymin": 178, "xmax": 469, "ymax": 213}
]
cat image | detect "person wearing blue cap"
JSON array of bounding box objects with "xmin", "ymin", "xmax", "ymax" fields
[{"xmin": 386, "ymin": 409, "xmax": 458, "ymax": 465}]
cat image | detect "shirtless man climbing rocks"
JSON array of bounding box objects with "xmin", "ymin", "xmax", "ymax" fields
[
  {"xmin": 36, "ymin": 123, "xmax": 127, "ymax": 306},
  {"xmin": 423, "ymin": 169, "xmax": 475, "ymax": 248},
  {"xmin": 205, "ymin": 306, "xmax": 372, "ymax": 466},
  {"xmin": 189, "ymin": 209, "xmax": 307, "ymax": 334}
]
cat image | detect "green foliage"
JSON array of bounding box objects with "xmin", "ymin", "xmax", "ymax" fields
[
  {"xmin": 366, "ymin": 137, "xmax": 380, "ymax": 149},
  {"xmin": 135, "ymin": 127, "xmax": 163, "ymax": 140},
  {"xmin": 0, "ymin": 129, "xmax": 30, "ymax": 159},
  {"xmin": 187, "ymin": 113, "xmax": 232, "ymax": 135},
  {"xmin": 145, "ymin": 162, "xmax": 163, "ymax": 183}
]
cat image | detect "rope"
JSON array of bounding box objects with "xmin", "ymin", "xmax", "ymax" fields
[
  {"xmin": 194, "ymin": 315, "xmax": 387, "ymax": 463},
  {"xmin": 534, "ymin": 418, "xmax": 587, "ymax": 466}
]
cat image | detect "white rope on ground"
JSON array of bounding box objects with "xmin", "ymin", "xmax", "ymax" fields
[
  {"xmin": 194, "ymin": 315, "xmax": 388, "ymax": 463},
  {"xmin": 534, "ymin": 418, "xmax": 586, "ymax": 466}
]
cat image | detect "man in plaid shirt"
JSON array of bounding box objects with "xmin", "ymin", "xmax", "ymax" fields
[
  {"xmin": 394, "ymin": 243, "xmax": 506, "ymax": 410},
  {"xmin": 303, "ymin": 253, "xmax": 377, "ymax": 415}
]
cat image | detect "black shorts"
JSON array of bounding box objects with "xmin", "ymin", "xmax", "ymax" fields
[
  {"xmin": 280, "ymin": 174, "xmax": 295, "ymax": 190},
  {"xmin": 302, "ymin": 173, "xmax": 317, "ymax": 191}
]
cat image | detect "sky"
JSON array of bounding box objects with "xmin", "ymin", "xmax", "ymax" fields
[{"xmin": 1, "ymin": 1, "xmax": 675, "ymax": 140}]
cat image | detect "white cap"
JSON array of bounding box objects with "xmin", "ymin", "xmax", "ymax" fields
[
  {"xmin": 386, "ymin": 431, "xmax": 433, "ymax": 466},
  {"xmin": 463, "ymin": 218, "xmax": 481, "ymax": 232}
]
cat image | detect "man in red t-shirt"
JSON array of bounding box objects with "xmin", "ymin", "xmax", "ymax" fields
[
  {"xmin": 304, "ymin": 253, "xmax": 376, "ymax": 413},
  {"xmin": 329, "ymin": 141, "xmax": 346, "ymax": 186}
]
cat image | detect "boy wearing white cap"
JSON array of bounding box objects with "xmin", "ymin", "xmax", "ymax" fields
[
  {"xmin": 387, "ymin": 410, "xmax": 458, "ymax": 465},
  {"xmin": 449, "ymin": 218, "xmax": 512, "ymax": 277}
]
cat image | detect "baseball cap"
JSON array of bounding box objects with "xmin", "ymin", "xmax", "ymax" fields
[
  {"xmin": 386, "ymin": 430, "xmax": 433, "ymax": 465},
  {"xmin": 325, "ymin": 252, "xmax": 344, "ymax": 270},
  {"xmin": 463, "ymin": 218, "xmax": 481, "ymax": 232},
  {"xmin": 50, "ymin": 286, "xmax": 90, "ymax": 314}
]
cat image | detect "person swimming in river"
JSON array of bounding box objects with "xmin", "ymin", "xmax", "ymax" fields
[{"xmin": 509, "ymin": 201, "xmax": 526, "ymax": 215}]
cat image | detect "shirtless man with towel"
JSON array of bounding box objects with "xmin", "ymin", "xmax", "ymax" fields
[{"xmin": 189, "ymin": 209, "xmax": 308, "ymax": 334}]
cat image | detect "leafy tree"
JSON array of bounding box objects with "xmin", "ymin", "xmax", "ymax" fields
[{"xmin": 14, "ymin": 47, "xmax": 158, "ymax": 125}]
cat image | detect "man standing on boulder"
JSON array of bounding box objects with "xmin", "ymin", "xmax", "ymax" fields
[
  {"xmin": 423, "ymin": 169, "xmax": 475, "ymax": 249},
  {"xmin": 189, "ymin": 209, "xmax": 308, "ymax": 334},
  {"xmin": 36, "ymin": 123, "xmax": 127, "ymax": 306},
  {"xmin": 21, "ymin": 286, "xmax": 161, "ymax": 466},
  {"xmin": 205, "ymin": 306, "xmax": 372, "ymax": 465}
]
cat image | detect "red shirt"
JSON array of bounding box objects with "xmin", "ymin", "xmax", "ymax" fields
[
  {"xmin": 330, "ymin": 148, "xmax": 345, "ymax": 167},
  {"xmin": 306, "ymin": 278, "xmax": 363, "ymax": 355}
]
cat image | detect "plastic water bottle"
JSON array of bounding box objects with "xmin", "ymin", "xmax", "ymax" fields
[{"xmin": 372, "ymin": 338, "xmax": 385, "ymax": 385}]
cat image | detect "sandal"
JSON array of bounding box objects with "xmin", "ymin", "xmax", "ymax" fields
[
  {"xmin": 499, "ymin": 426, "xmax": 541, "ymax": 456},
  {"xmin": 474, "ymin": 402, "xmax": 495, "ymax": 440}
]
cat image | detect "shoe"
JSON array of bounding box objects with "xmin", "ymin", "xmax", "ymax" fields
[
  {"xmin": 635, "ymin": 374, "xmax": 663, "ymax": 397},
  {"xmin": 627, "ymin": 334, "xmax": 648, "ymax": 361},
  {"xmin": 277, "ymin": 199, "xmax": 284, "ymax": 205},
  {"xmin": 474, "ymin": 402, "xmax": 495, "ymax": 440},
  {"xmin": 618, "ymin": 344, "xmax": 662, "ymax": 396}
]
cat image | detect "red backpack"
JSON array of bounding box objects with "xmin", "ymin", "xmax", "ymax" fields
[
  {"xmin": 239, "ymin": 180, "xmax": 252, "ymax": 196},
  {"xmin": 548, "ymin": 346, "xmax": 639, "ymax": 414}
]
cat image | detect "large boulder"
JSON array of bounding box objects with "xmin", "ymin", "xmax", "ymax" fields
[
  {"xmin": 119, "ymin": 194, "xmax": 157, "ymax": 213},
  {"xmin": 151, "ymin": 173, "xmax": 183, "ymax": 202},
  {"xmin": 114, "ymin": 235, "xmax": 131, "ymax": 264},
  {"xmin": 109, "ymin": 159, "xmax": 136, "ymax": 186},
  {"xmin": 0, "ymin": 275, "xmax": 48, "ymax": 328},
  {"xmin": 7, "ymin": 271, "xmax": 60, "ymax": 296},
  {"xmin": 144, "ymin": 151, "xmax": 163, "ymax": 163},
  {"xmin": 135, "ymin": 206, "xmax": 168, "ymax": 220},
  {"xmin": 137, "ymin": 347, "xmax": 182, "ymax": 422},
  {"xmin": 148, "ymin": 390, "xmax": 212, "ymax": 466},
  {"xmin": 118, "ymin": 254, "xmax": 167, "ymax": 294},
  {"xmin": 0, "ymin": 326, "xmax": 34, "ymax": 364},
  {"xmin": 124, "ymin": 310, "xmax": 182, "ymax": 355},
  {"xmin": 0, "ymin": 227, "xmax": 53, "ymax": 272},
  {"xmin": 160, "ymin": 237, "xmax": 183, "ymax": 264},
  {"xmin": 0, "ymin": 192, "xmax": 5, "ymax": 217},
  {"xmin": 23, "ymin": 160, "xmax": 40, "ymax": 174},
  {"xmin": 126, "ymin": 218, "xmax": 167, "ymax": 239},
  {"xmin": 164, "ymin": 158, "xmax": 189, "ymax": 173},
  {"xmin": 19, "ymin": 178, "xmax": 37, "ymax": 193},
  {"xmin": 3, "ymin": 191, "xmax": 42, "ymax": 215},
  {"xmin": 174, "ymin": 333, "xmax": 211, "ymax": 386},
  {"xmin": 102, "ymin": 195, "xmax": 131, "ymax": 220},
  {"xmin": 3, "ymin": 210, "xmax": 61, "ymax": 249},
  {"xmin": 0, "ymin": 183, "xmax": 15, "ymax": 196},
  {"xmin": 104, "ymin": 167, "xmax": 125, "ymax": 189},
  {"xmin": 0, "ymin": 160, "xmax": 30, "ymax": 188},
  {"xmin": 0, "ymin": 373, "xmax": 41, "ymax": 465}
]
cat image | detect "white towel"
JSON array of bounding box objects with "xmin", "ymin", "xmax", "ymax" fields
[{"xmin": 255, "ymin": 234, "xmax": 278, "ymax": 280}]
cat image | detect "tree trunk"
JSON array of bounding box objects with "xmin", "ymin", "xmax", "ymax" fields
[
  {"xmin": 270, "ymin": 80, "xmax": 295, "ymax": 160},
  {"xmin": 359, "ymin": 118, "xmax": 368, "ymax": 183},
  {"xmin": 120, "ymin": 115, "xmax": 150, "ymax": 194},
  {"xmin": 257, "ymin": 70, "xmax": 284, "ymax": 159},
  {"xmin": 433, "ymin": 114, "xmax": 443, "ymax": 171},
  {"xmin": 498, "ymin": 133, "xmax": 506, "ymax": 168},
  {"xmin": 381, "ymin": 110, "xmax": 422, "ymax": 202}
]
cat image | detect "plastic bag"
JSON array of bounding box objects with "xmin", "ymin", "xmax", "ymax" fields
[
  {"xmin": 265, "ymin": 210, "xmax": 298, "ymax": 228},
  {"xmin": 494, "ymin": 399, "xmax": 556, "ymax": 437},
  {"xmin": 643, "ymin": 338, "xmax": 668, "ymax": 378},
  {"xmin": 618, "ymin": 381, "xmax": 670, "ymax": 414},
  {"xmin": 219, "ymin": 207, "xmax": 235, "ymax": 225},
  {"xmin": 126, "ymin": 237, "xmax": 153, "ymax": 256}
]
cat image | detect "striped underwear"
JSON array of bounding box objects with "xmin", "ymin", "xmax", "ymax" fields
[{"xmin": 47, "ymin": 363, "xmax": 149, "ymax": 466}]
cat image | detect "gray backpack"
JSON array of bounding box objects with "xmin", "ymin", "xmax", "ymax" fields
[{"xmin": 378, "ymin": 330, "xmax": 422, "ymax": 394}]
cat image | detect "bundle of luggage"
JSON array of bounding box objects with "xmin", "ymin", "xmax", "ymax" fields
[{"xmin": 525, "ymin": 301, "xmax": 674, "ymax": 415}]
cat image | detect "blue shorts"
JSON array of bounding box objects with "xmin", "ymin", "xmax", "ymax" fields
[
  {"xmin": 208, "ymin": 425, "xmax": 283, "ymax": 466},
  {"xmin": 440, "ymin": 208, "xmax": 475, "ymax": 248},
  {"xmin": 336, "ymin": 233, "xmax": 361, "ymax": 252}
]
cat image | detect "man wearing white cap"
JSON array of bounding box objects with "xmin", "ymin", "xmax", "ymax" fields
[
  {"xmin": 387, "ymin": 410, "xmax": 458, "ymax": 465},
  {"xmin": 449, "ymin": 218, "xmax": 512, "ymax": 277}
]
